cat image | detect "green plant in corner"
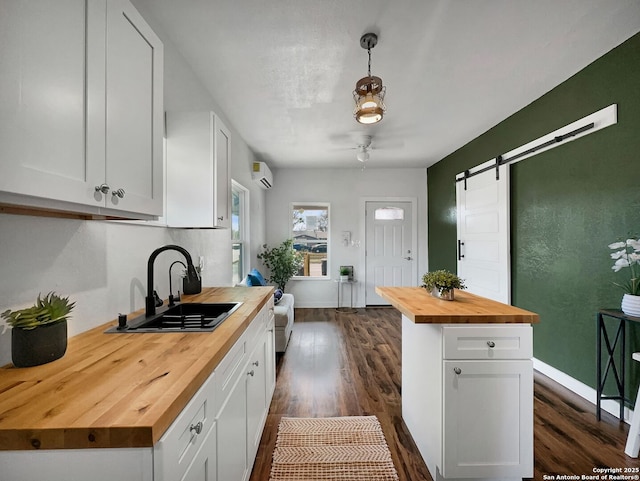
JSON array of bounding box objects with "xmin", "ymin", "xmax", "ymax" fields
[
  {"xmin": 257, "ymin": 239, "xmax": 304, "ymax": 291},
  {"xmin": 1, "ymin": 292, "xmax": 75, "ymax": 330},
  {"xmin": 339, "ymin": 266, "xmax": 350, "ymax": 276},
  {"xmin": 421, "ymin": 270, "xmax": 466, "ymax": 294}
]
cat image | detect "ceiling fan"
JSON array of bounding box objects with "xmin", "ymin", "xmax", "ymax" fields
[{"xmin": 355, "ymin": 135, "xmax": 373, "ymax": 162}]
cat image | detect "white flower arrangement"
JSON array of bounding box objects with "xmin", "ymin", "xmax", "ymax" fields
[{"xmin": 609, "ymin": 238, "xmax": 640, "ymax": 296}]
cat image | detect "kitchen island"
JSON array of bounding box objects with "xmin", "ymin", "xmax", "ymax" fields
[
  {"xmin": 0, "ymin": 286, "xmax": 275, "ymax": 481},
  {"xmin": 376, "ymin": 286, "xmax": 539, "ymax": 481}
]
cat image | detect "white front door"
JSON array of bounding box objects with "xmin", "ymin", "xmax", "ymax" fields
[
  {"xmin": 456, "ymin": 160, "xmax": 510, "ymax": 304},
  {"xmin": 365, "ymin": 201, "xmax": 415, "ymax": 305}
]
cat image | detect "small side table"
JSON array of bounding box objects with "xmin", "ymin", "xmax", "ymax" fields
[
  {"xmin": 596, "ymin": 309, "xmax": 640, "ymax": 421},
  {"xmin": 335, "ymin": 279, "xmax": 356, "ymax": 313}
]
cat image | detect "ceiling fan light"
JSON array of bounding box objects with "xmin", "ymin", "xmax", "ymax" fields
[{"xmin": 357, "ymin": 150, "xmax": 370, "ymax": 162}]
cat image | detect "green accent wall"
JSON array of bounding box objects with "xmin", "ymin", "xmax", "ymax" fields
[{"xmin": 427, "ymin": 32, "xmax": 640, "ymax": 395}]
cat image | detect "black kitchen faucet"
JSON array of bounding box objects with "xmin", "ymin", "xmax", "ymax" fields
[{"xmin": 146, "ymin": 245, "xmax": 201, "ymax": 317}]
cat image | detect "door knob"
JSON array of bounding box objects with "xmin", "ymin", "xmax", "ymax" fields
[
  {"xmin": 111, "ymin": 188, "xmax": 125, "ymax": 199},
  {"xmin": 403, "ymin": 256, "xmax": 413, "ymax": 260},
  {"xmin": 453, "ymin": 367, "xmax": 462, "ymax": 375}
]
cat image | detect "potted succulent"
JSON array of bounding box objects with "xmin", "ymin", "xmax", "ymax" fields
[
  {"xmin": 421, "ymin": 270, "xmax": 466, "ymax": 301},
  {"xmin": 1, "ymin": 292, "xmax": 75, "ymax": 367},
  {"xmin": 257, "ymin": 239, "xmax": 304, "ymax": 291}
]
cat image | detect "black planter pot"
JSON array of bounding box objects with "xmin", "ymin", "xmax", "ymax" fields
[{"xmin": 11, "ymin": 321, "xmax": 68, "ymax": 368}]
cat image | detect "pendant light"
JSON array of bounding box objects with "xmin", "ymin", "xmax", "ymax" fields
[{"xmin": 353, "ymin": 33, "xmax": 386, "ymax": 124}]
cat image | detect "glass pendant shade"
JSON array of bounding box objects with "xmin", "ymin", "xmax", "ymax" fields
[{"xmin": 353, "ymin": 75, "xmax": 385, "ymax": 124}]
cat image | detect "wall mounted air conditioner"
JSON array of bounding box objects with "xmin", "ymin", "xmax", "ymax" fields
[{"xmin": 252, "ymin": 161, "xmax": 273, "ymax": 189}]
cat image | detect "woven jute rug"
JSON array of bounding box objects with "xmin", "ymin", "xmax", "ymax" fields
[{"xmin": 269, "ymin": 415, "xmax": 399, "ymax": 481}]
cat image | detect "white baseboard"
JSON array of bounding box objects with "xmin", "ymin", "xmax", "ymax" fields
[{"xmin": 533, "ymin": 357, "xmax": 633, "ymax": 424}]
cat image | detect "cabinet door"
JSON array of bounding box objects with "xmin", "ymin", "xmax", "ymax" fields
[
  {"xmin": 0, "ymin": 0, "xmax": 105, "ymax": 206},
  {"xmin": 166, "ymin": 112, "xmax": 215, "ymax": 227},
  {"xmin": 213, "ymin": 115, "xmax": 231, "ymax": 228},
  {"xmin": 442, "ymin": 360, "xmax": 533, "ymax": 479},
  {"xmin": 217, "ymin": 374, "xmax": 247, "ymax": 481},
  {"xmin": 182, "ymin": 423, "xmax": 217, "ymax": 481},
  {"xmin": 105, "ymin": 0, "xmax": 163, "ymax": 216},
  {"xmin": 265, "ymin": 304, "xmax": 276, "ymax": 401},
  {"xmin": 246, "ymin": 339, "xmax": 267, "ymax": 463}
]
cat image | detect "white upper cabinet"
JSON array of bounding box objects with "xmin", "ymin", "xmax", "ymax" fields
[
  {"xmin": 0, "ymin": 0, "xmax": 163, "ymax": 219},
  {"xmin": 166, "ymin": 112, "xmax": 231, "ymax": 228}
]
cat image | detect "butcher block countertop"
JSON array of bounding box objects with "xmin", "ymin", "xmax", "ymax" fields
[
  {"xmin": 376, "ymin": 287, "xmax": 539, "ymax": 324},
  {"xmin": 0, "ymin": 286, "xmax": 273, "ymax": 451}
]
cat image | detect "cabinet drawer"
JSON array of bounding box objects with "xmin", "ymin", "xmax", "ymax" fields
[
  {"xmin": 154, "ymin": 371, "xmax": 216, "ymax": 481},
  {"xmin": 443, "ymin": 325, "xmax": 532, "ymax": 360},
  {"xmin": 214, "ymin": 334, "xmax": 247, "ymax": 416}
]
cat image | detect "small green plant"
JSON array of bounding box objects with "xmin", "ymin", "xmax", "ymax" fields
[
  {"xmin": 339, "ymin": 266, "xmax": 350, "ymax": 276},
  {"xmin": 1, "ymin": 292, "xmax": 75, "ymax": 330},
  {"xmin": 257, "ymin": 239, "xmax": 304, "ymax": 291},
  {"xmin": 421, "ymin": 270, "xmax": 466, "ymax": 293}
]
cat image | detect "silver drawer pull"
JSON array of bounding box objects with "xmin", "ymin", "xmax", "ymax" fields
[
  {"xmin": 111, "ymin": 188, "xmax": 125, "ymax": 199},
  {"xmin": 487, "ymin": 341, "xmax": 496, "ymax": 348},
  {"xmin": 94, "ymin": 183, "xmax": 110, "ymax": 194},
  {"xmin": 252, "ymin": 360, "xmax": 260, "ymax": 367},
  {"xmin": 190, "ymin": 421, "xmax": 203, "ymax": 436},
  {"xmin": 453, "ymin": 367, "xmax": 462, "ymax": 375},
  {"xmin": 247, "ymin": 369, "xmax": 255, "ymax": 377}
]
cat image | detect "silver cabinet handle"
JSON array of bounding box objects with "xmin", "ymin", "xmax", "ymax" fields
[
  {"xmin": 111, "ymin": 188, "xmax": 125, "ymax": 199},
  {"xmin": 453, "ymin": 367, "xmax": 462, "ymax": 375},
  {"xmin": 487, "ymin": 341, "xmax": 496, "ymax": 348},
  {"xmin": 403, "ymin": 256, "xmax": 413, "ymax": 260},
  {"xmin": 247, "ymin": 370, "xmax": 255, "ymax": 377},
  {"xmin": 217, "ymin": 216, "xmax": 224, "ymax": 221},
  {"xmin": 252, "ymin": 360, "xmax": 260, "ymax": 367},
  {"xmin": 95, "ymin": 184, "xmax": 110, "ymax": 194},
  {"xmin": 190, "ymin": 421, "xmax": 203, "ymax": 436}
]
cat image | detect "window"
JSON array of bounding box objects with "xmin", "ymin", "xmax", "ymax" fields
[
  {"xmin": 292, "ymin": 203, "xmax": 329, "ymax": 278},
  {"xmin": 232, "ymin": 181, "xmax": 249, "ymax": 285},
  {"xmin": 374, "ymin": 206, "xmax": 405, "ymax": 220}
]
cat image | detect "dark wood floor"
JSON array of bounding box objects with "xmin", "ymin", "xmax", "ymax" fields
[{"xmin": 249, "ymin": 307, "xmax": 640, "ymax": 481}]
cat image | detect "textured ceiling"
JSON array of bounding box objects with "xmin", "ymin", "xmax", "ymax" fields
[{"xmin": 133, "ymin": 0, "xmax": 640, "ymax": 169}]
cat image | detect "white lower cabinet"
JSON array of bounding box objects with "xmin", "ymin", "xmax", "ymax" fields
[
  {"xmin": 217, "ymin": 372, "xmax": 248, "ymax": 481},
  {"xmin": 153, "ymin": 363, "xmax": 216, "ymax": 481},
  {"xmin": 217, "ymin": 298, "xmax": 275, "ymax": 481},
  {"xmin": 442, "ymin": 359, "xmax": 533, "ymax": 479},
  {"xmin": 0, "ymin": 298, "xmax": 275, "ymax": 481},
  {"xmin": 403, "ymin": 320, "xmax": 533, "ymax": 481}
]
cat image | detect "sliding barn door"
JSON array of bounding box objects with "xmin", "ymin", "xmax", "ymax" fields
[{"xmin": 456, "ymin": 160, "xmax": 510, "ymax": 304}]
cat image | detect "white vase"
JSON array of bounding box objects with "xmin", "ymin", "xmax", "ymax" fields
[{"xmin": 621, "ymin": 293, "xmax": 640, "ymax": 317}]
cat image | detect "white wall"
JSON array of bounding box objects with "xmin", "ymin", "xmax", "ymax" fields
[
  {"xmin": 264, "ymin": 168, "xmax": 428, "ymax": 307},
  {"xmin": 0, "ymin": 5, "xmax": 266, "ymax": 366}
]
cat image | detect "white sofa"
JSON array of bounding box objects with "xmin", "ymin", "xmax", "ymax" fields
[{"xmin": 274, "ymin": 293, "xmax": 294, "ymax": 353}]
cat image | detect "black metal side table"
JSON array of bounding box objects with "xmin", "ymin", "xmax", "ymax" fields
[{"xmin": 596, "ymin": 309, "xmax": 640, "ymax": 421}]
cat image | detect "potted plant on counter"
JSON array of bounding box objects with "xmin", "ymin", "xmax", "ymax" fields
[
  {"xmin": 1, "ymin": 292, "xmax": 75, "ymax": 367},
  {"xmin": 421, "ymin": 270, "xmax": 466, "ymax": 301},
  {"xmin": 257, "ymin": 239, "xmax": 304, "ymax": 291}
]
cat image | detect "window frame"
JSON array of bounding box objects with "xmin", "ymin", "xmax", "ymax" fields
[
  {"xmin": 231, "ymin": 180, "xmax": 250, "ymax": 285},
  {"xmin": 291, "ymin": 202, "xmax": 330, "ymax": 280}
]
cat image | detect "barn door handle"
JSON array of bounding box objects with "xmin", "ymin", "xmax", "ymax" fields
[{"xmin": 458, "ymin": 240, "xmax": 465, "ymax": 260}]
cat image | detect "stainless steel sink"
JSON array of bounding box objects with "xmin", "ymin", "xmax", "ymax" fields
[{"xmin": 105, "ymin": 302, "xmax": 242, "ymax": 333}]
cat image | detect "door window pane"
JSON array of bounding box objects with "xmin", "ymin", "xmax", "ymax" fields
[{"xmin": 374, "ymin": 207, "xmax": 404, "ymax": 220}]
